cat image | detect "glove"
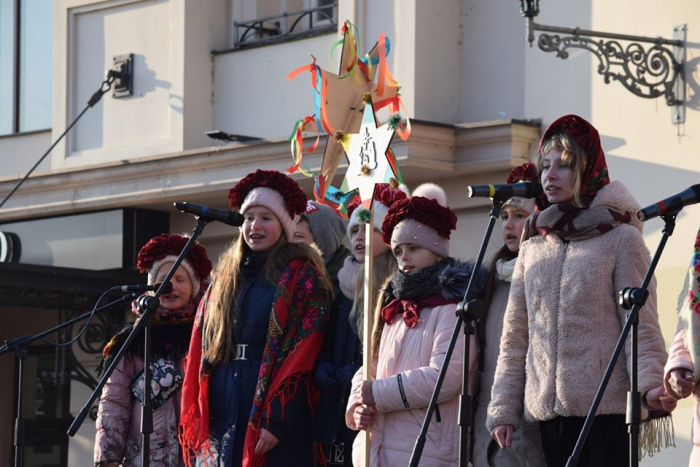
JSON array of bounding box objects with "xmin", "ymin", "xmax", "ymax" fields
[
  {"xmin": 336, "ymin": 364, "xmax": 360, "ymax": 393},
  {"xmin": 314, "ymin": 362, "xmax": 338, "ymax": 390}
]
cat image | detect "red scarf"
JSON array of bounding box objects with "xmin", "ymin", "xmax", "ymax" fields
[
  {"xmin": 381, "ymin": 293, "xmax": 454, "ymax": 328},
  {"xmin": 179, "ymin": 259, "xmax": 329, "ymax": 467}
]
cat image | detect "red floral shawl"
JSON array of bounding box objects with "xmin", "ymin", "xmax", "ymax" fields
[{"xmin": 179, "ymin": 259, "xmax": 329, "ymax": 467}]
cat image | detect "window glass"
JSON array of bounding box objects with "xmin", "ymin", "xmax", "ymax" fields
[
  {"xmin": 19, "ymin": 0, "xmax": 53, "ymax": 132},
  {"xmin": 0, "ymin": 1, "xmax": 15, "ymax": 135}
]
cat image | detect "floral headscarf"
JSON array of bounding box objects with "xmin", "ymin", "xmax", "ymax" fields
[{"xmin": 538, "ymin": 114, "xmax": 610, "ymax": 207}]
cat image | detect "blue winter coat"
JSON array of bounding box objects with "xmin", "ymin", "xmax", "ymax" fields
[
  {"xmin": 205, "ymin": 253, "xmax": 314, "ymax": 466},
  {"xmin": 314, "ymin": 292, "xmax": 361, "ymax": 466}
]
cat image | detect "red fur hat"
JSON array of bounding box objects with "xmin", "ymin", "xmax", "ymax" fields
[
  {"xmin": 136, "ymin": 234, "xmax": 212, "ymax": 296},
  {"xmin": 228, "ymin": 170, "xmax": 307, "ymax": 239},
  {"xmin": 382, "ymin": 183, "xmax": 457, "ymax": 257}
]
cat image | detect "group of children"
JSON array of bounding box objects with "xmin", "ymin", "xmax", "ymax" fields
[{"xmin": 93, "ymin": 114, "xmax": 700, "ymax": 467}]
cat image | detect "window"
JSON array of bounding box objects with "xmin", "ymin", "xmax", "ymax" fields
[
  {"xmin": 0, "ymin": 0, "xmax": 53, "ymax": 136},
  {"xmin": 232, "ymin": 0, "xmax": 337, "ymax": 49},
  {"xmin": 314, "ymin": 0, "xmax": 335, "ymax": 24}
]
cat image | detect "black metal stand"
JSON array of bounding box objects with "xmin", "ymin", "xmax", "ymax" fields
[
  {"xmin": 409, "ymin": 197, "xmax": 504, "ymax": 467},
  {"xmin": 68, "ymin": 217, "xmax": 211, "ymax": 467},
  {"xmin": 0, "ymin": 292, "xmax": 139, "ymax": 467},
  {"xmin": 566, "ymin": 213, "xmax": 676, "ymax": 467},
  {"xmin": 0, "ymin": 73, "xmax": 119, "ymax": 210}
]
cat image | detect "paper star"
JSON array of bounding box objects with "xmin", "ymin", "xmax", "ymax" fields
[
  {"xmin": 316, "ymin": 30, "xmax": 397, "ymax": 198},
  {"xmin": 342, "ymin": 104, "xmax": 396, "ymax": 201}
]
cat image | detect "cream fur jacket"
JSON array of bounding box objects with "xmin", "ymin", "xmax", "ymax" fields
[{"xmin": 486, "ymin": 181, "xmax": 667, "ymax": 432}]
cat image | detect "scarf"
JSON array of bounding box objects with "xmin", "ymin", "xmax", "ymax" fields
[
  {"xmin": 337, "ymin": 256, "xmax": 361, "ymax": 300},
  {"xmin": 678, "ymin": 227, "xmax": 700, "ymax": 383},
  {"xmin": 523, "ymin": 199, "xmax": 632, "ymax": 242},
  {"xmin": 382, "ymin": 258, "xmax": 456, "ymax": 328},
  {"xmin": 495, "ymin": 257, "xmax": 516, "ymax": 282},
  {"xmin": 179, "ymin": 259, "xmax": 329, "ymax": 467},
  {"xmin": 96, "ymin": 287, "xmax": 206, "ymax": 377}
]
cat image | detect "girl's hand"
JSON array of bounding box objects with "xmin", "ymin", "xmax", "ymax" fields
[
  {"xmin": 353, "ymin": 404, "xmax": 376, "ymax": 431},
  {"xmin": 361, "ymin": 380, "xmax": 375, "ymax": 406},
  {"xmin": 645, "ymin": 385, "xmax": 677, "ymax": 412},
  {"xmin": 668, "ymin": 369, "xmax": 694, "ymax": 399},
  {"xmin": 254, "ymin": 428, "xmax": 279, "ymax": 456},
  {"xmin": 491, "ymin": 424, "xmax": 513, "ymax": 449}
]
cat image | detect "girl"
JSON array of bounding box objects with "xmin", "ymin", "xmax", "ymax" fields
[
  {"xmin": 663, "ymin": 227, "xmax": 700, "ymax": 466},
  {"xmin": 95, "ymin": 233, "xmax": 212, "ymax": 467},
  {"xmin": 487, "ymin": 115, "xmax": 672, "ymax": 467},
  {"xmin": 473, "ymin": 163, "xmax": 545, "ymax": 467},
  {"xmin": 346, "ymin": 183, "xmax": 484, "ymax": 466},
  {"xmin": 179, "ymin": 169, "xmax": 332, "ymax": 467},
  {"xmin": 314, "ymin": 184, "xmax": 406, "ymax": 466},
  {"xmin": 294, "ymin": 200, "xmax": 351, "ymax": 292}
]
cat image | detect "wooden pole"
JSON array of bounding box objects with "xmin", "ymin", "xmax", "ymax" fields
[{"xmin": 362, "ymin": 208, "xmax": 375, "ymax": 466}]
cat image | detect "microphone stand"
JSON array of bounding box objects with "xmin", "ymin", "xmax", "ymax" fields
[
  {"xmin": 0, "ymin": 72, "xmax": 119, "ymax": 210},
  {"xmin": 409, "ymin": 197, "xmax": 504, "ymax": 467},
  {"xmin": 0, "ymin": 292, "xmax": 139, "ymax": 467},
  {"xmin": 68, "ymin": 217, "xmax": 211, "ymax": 467},
  {"xmin": 566, "ymin": 213, "xmax": 677, "ymax": 467}
]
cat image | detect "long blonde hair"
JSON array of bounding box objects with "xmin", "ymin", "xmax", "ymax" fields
[
  {"xmin": 349, "ymin": 249, "xmax": 397, "ymax": 343},
  {"xmin": 202, "ymin": 233, "xmax": 332, "ymax": 365}
]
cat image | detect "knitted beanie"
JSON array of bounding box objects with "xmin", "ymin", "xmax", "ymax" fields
[
  {"xmin": 501, "ymin": 162, "xmax": 537, "ymax": 214},
  {"xmin": 383, "ymin": 183, "xmax": 457, "ymax": 258},
  {"xmin": 300, "ymin": 201, "xmax": 348, "ymax": 259},
  {"xmin": 228, "ymin": 170, "xmax": 308, "ymax": 241},
  {"xmin": 346, "ymin": 183, "xmax": 409, "ymax": 236},
  {"xmin": 136, "ymin": 233, "xmax": 212, "ymax": 298}
]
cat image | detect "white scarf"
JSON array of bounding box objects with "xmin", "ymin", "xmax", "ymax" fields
[{"xmin": 495, "ymin": 257, "xmax": 517, "ymax": 282}]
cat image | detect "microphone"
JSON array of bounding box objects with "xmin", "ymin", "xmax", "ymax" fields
[
  {"xmin": 174, "ymin": 202, "xmax": 245, "ymax": 227},
  {"xmin": 111, "ymin": 282, "xmax": 173, "ymax": 293},
  {"xmin": 466, "ymin": 182, "xmax": 542, "ymax": 199},
  {"xmin": 637, "ymin": 184, "xmax": 700, "ymax": 221}
]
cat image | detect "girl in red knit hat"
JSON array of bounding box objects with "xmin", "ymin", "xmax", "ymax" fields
[
  {"xmin": 345, "ymin": 183, "xmax": 486, "ymax": 466},
  {"xmin": 178, "ymin": 170, "xmax": 332, "ymax": 467},
  {"xmin": 94, "ymin": 233, "xmax": 212, "ymax": 467},
  {"xmin": 487, "ymin": 115, "xmax": 674, "ymax": 466}
]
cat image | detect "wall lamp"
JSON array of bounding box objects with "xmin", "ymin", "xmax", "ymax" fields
[
  {"xmin": 519, "ymin": 0, "xmax": 686, "ymax": 124},
  {"xmin": 205, "ymin": 130, "xmax": 262, "ymax": 143}
]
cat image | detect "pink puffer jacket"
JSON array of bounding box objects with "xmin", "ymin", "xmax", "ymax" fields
[
  {"xmin": 346, "ymin": 302, "xmax": 477, "ymax": 466},
  {"xmin": 94, "ymin": 355, "xmax": 184, "ymax": 467}
]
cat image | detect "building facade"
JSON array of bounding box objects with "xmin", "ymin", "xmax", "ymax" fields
[{"xmin": 0, "ymin": 0, "xmax": 697, "ymax": 465}]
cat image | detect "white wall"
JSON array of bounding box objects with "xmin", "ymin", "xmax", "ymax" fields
[
  {"xmin": 49, "ymin": 0, "xmax": 228, "ymax": 171},
  {"xmin": 0, "ymin": 131, "xmax": 52, "ymax": 178}
]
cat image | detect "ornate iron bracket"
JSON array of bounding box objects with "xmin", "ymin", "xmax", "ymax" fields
[{"xmin": 523, "ymin": 16, "xmax": 686, "ymax": 124}]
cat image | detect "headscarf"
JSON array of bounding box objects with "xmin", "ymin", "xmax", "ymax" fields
[
  {"xmin": 525, "ymin": 115, "xmax": 627, "ymax": 241},
  {"xmin": 537, "ymin": 114, "xmax": 610, "ymax": 209}
]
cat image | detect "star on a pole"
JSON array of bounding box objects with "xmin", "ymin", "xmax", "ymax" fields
[{"xmin": 342, "ymin": 103, "xmax": 396, "ymax": 201}]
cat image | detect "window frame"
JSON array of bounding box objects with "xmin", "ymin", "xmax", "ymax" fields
[{"xmin": 1, "ymin": 0, "xmax": 53, "ymax": 137}]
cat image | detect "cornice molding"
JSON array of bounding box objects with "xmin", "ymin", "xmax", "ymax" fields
[{"xmin": 0, "ymin": 120, "xmax": 540, "ymax": 222}]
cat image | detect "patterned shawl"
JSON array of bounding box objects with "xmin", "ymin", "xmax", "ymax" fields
[
  {"xmin": 178, "ymin": 259, "xmax": 329, "ymax": 467},
  {"xmin": 679, "ymin": 228, "xmax": 700, "ymax": 383}
]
